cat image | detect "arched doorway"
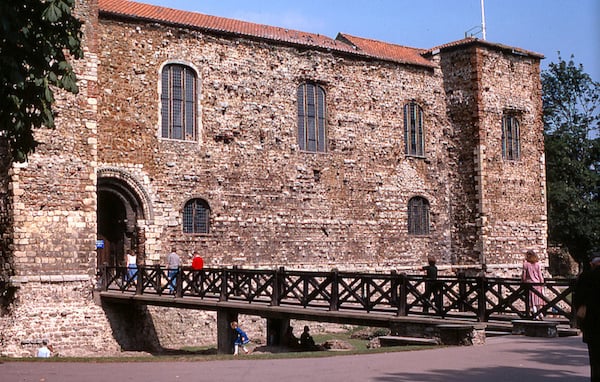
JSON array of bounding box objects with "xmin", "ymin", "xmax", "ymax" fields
[{"xmin": 97, "ymin": 173, "xmax": 149, "ymax": 269}]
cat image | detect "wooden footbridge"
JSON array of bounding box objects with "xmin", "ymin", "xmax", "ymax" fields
[{"xmin": 98, "ymin": 265, "xmax": 577, "ymax": 353}]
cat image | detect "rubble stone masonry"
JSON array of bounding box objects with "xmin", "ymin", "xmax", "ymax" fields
[{"xmin": 0, "ymin": 0, "xmax": 546, "ymax": 356}]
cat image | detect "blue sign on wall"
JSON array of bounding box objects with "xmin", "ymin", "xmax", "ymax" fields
[{"xmin": 96, "ymin": 240, "xmax": 105, "ymax": 249}]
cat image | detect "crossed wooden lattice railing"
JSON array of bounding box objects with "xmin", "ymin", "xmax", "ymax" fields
[{"xmin": 100, "ymin": 265, "xmax": 577, "ymax": 327}]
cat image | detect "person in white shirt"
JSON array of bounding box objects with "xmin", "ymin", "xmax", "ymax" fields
[
  {"xmin": 36, "ymin": 340, "xmax": 52, "ymax": 358},
  {"xmin": 126, "ymin": 249, "xmax": 137, "ymax": 285}
]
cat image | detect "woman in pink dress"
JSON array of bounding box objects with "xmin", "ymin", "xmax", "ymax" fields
[{"xmin": 522, "ymin": 250, "xmax": 545, "ymax": 319}]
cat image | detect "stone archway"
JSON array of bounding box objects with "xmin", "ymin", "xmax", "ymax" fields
[{"xmin": 97, "ymin": 168, "xmax": 153, "ymax": 269}]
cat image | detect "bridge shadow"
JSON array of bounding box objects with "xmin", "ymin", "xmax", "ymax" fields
[
  {"xmin": 375, "ymin": 366, "xmax": 587, "ymax": 382},
  {"xmin": 102, "ymin": 300, "xmax": 163, "ymax": 353},
  {"xmin": 373, "ymin": 338, "xmax": 588, "ymax": 382},
  {"xmin": 150, "ymin": 347, "xmax": 218, "ymax": 356}
]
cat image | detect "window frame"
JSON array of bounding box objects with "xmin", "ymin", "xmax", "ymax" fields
[
  {"xmin": 403, "ymin": 102, "xmax": 425, "ymax": 157},
  {"xmin": 408, "ymin": 196, "xmax": 430, "ymax": 235},
  {"xmin": 159, "ymin": 62, "xmax": 199, "ymax": 142},
  {"xmin": 501, "ymin": 113, "xmax": 521, "ymax": 160},
  {"xmin": 182, "ymin": 198, "xmax": 211, "ymax": 234},
  {"xmin": 297, "ymin": 82, "xmax": 327, "ymax": 153}
]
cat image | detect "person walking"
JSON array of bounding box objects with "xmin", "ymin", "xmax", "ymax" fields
[
  {"xmin": 521, "ymin": 250, "xmax": 545, "ymax": 319},
  {"xmin": 125, "ymin": 249, "xmax": 137, "ymax": 286},
  {"xmin": 574, "ymin": 252, "xmax": 600, "ymax": 381},
  {"xmin": 191, "ymin": 251, "xmax": 204, "ymax": 271},
  {"xmin": 166, "ymin": 248, "xmax": 180, "ymax": 293},
  {"xmin": 422, "ymin": 257, "xmax": 439, "ymax": 313},
  {"xmin": 230, "ymin": 321, "xmax": 251, "ymax": 356}
]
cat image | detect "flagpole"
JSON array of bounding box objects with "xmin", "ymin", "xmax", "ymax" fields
[{"xmin": 481, "ymin": 0, "xmax": 487, "ymax": 40}]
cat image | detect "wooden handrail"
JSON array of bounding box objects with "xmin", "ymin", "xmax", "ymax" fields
[{"xmin": 100, "ymin": 266, "xmax": 577, "ymax": 327}]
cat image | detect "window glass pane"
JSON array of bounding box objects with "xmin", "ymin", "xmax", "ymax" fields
[
  {"xmin": 183, "ymin": 202, "xmax": 194, "ymax": 233},
  {"xmin": 307, "ymin": 118, "xmax": 317, "ymax": 152},
  {"xmin": 161, "ymin": 64, "xmax": 197, "ymax": 141},
  {"xmin": 502, "ymin": 115, "xmax": 520, "ymax": 160},
  {"xmin": 297, "ymin": 85, "xmax": 306, "ymax": 150},
  {"xmin": 172, "ymin": 101, "xmax": 183, "ymax": 140},
  {"xmin": 307, "ymin": 92, "xmax": 316, "ymax": 117},
  {"xmin": 408, "ymin": 197, "xmax": 430, "ymax": 235},
  {"xmin": 317, "ymin": 87, "xmax": 326, "ymax": 152},
  {"xmin": 161, "ymin": 68, "xmax": 170, "ymax": 138},
  {"xmin": 183, "ymin": 199, "xmax": 210, "ymax": 233},
  {"xmin": 194, "ymin": 202, "xmax": 208, "ymax": 233},
  {"xmin": 298, "ymin": 83, "xmax": 326, "ymax": 153},
  {"xmin": 404, "ymin": 103, "xmax": 424, "ymax": 156},
  {"xmin": 416, "ymin": 108, "xmax": 423, "ymax": 155}
]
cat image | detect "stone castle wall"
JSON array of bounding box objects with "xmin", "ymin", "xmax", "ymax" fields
[
  {"xmin": 0, "ymin": 0, "xmax": 107, "ymax": 357},
  {"xmin": 97, "ymin": 18, "xmax": 458, "ymax": 270},
  {"xmin": 0, "ymin": 0, "xmax": 546, "ymax": 357}
]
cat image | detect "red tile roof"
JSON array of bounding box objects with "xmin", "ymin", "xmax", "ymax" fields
[
  {"xmin": 100, "ymin": 1, "xmax": 357, "ymax": 54},
  {"xmin": 97, "ymin": 0, "xmax": 435, "ymax": 68},
  {"xmin": 336, "ymin": 33, "xmax": 435, "ymax": 68},
  {"xmin": 98, "ymin": 1, "xmax": 540, "ymax": 67}
]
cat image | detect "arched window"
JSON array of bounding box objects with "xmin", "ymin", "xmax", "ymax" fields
[
  {"xmin": 297, "ymin": 82, "xmax": 327, "ymax": 153},
  {"xmin": 183, "ymin": 198, "xmax": 210, "ymax": 234},
  {"xmin": 502, "ymin": 114, "xmax": 520, "ymax": 160},
  {"xmin": 161, "ymin": 63, "xmax": 197, "ymax": 141},
  {"xmin": 408, "ymin": 196, "xmax": 430, "ymax": 235},
  {"xmin": 404, "ymin": 102, "xmax": 424, "ymax": 157}
]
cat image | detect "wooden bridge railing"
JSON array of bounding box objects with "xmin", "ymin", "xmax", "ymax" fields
[{"xmin": 99, "ymin": 265, "xmax": 578, "ymax": 327}]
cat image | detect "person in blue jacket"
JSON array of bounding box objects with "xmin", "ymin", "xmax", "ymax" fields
[{"xmin": 230, "ymin": 321, "xmax": 251, "ymax": 356}]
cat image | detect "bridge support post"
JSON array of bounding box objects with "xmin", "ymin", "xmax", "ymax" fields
[
  {"xmin": 217, "ymin": 310, "xmax": 238, "ymax": 354},
  {"xmin": 266, "ymin": 318, "xmax": 290, "ymax": 346}
]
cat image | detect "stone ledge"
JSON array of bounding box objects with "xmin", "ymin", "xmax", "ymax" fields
[
  {"xmin": 511, "ymin": 320, "xmax": 558, "ymax": 338},
  {"xmin": 436, "ymin": 324, "xmax": 486, "ymax": 346},
  {"xmin": 378, "ymin": 335, "xmax": 439, "ymax": 346},
  {"xmin": 10, "ymin": 274, "xmax": 92, "ymax": 285}
]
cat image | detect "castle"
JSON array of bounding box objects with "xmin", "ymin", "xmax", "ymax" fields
[{"xmin": 0, "ymin": 0, "xmax": 546, "ymax": 356}]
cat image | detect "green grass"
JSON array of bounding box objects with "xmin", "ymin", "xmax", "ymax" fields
[{"xmin": 1, "ymin": 328, "xmax": 440, "ymax": 363}]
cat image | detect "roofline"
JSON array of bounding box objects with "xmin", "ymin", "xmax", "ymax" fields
[
  {"xmin": 98, "ymin": 6, "xmax": 435, "ymax": 70},
  {"xmin": 423, "ymin": 37, "xmax": 544, "ymax": 59},
  {"xmin": 336, "ymin": 33, "xmax": 437, "ymax": 69}
]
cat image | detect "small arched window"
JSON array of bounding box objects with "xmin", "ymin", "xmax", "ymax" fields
[
  {"xmin": 297, "ymin": 82, "xmax": 327, "ymax": 153},
  {"xmin": 161, "ymin": 63, "xmax": 197, "ymax": 141},
  {"xmin": 404, "ymin": 102, "xmax": 424, "ymax": 157},
  {"xmin": 408, "ymin": 196, "xmax": 430, "ymax": 235},
  {"xmin": 183, "ymin": 198, "xmax": 210, "ymax": 234},
  {"xmin": 502, "ymin": 114, "xmax": 520, "ymax": 160}
]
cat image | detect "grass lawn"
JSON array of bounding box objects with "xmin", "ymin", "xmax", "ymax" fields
[{"xmin": 1, "ymin": 327, "xmax": 441, "ymax": 363}]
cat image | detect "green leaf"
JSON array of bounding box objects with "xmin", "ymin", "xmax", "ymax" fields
[{"xmin": 42, "ymin": 3, "xmax": 62, "ymax": 23}]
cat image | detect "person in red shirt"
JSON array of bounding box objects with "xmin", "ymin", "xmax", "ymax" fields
[{"xmin": 191, "ymin": 251, "xmax": 204, "ymax": 270}]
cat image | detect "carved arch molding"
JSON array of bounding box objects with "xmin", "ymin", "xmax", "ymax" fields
[{"xmin": 97, "ymin": 167, "xmax": 154, "ymax": 224}]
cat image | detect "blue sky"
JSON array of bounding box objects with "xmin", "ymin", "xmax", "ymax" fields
[{"xmin": 141, "ymin": 0, "xmax": 599, "ymax": 81}]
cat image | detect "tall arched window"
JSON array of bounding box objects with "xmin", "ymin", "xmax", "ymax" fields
[
  {"xmin": 161, "ymin": 63, "xmax": 197, "ymax": 141},
  {"xmin": 408, "ymin": 196, "xmax": 430, "ymax": 235},
  {"xmin": 502, "ymin": 113, "xmax": 520, "ymax": 160},
  {"xmin": 183, "ymin": 198, "xmax": 210, "ymax": 234},
  {"xmin": 404, "ymin": 102, "xmax": 424, "ymax": 157},
  {"xmin": 297, "ymin": 82, "xmax": 327, "ymax": 153}
]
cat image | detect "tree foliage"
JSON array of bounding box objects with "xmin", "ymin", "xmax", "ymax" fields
[
  {"xmin": 542, "ymin": 54, "xmax": 600, "ymax": 263},
  {"xmin": 0, "ymin": 0, "xmax": 83, "ymax": 162}
]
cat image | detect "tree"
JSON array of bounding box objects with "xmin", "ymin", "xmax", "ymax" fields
[
  {"xmin": 0, "ymin": 0, "xmax": 83, "ymax": 162},
  {"xmin": 542, "ymin": 54, "xmax": 600, "ymax": 263}
]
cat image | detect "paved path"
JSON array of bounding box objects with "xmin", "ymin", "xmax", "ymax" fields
[{"xmin": 1, "ymin": 335, "xmax": 589, "ymax": 382}]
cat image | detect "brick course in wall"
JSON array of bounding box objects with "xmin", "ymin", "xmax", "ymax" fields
[{"xmin": 0, "ymin": 0, "xmax": 546, "ymax": 357}]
